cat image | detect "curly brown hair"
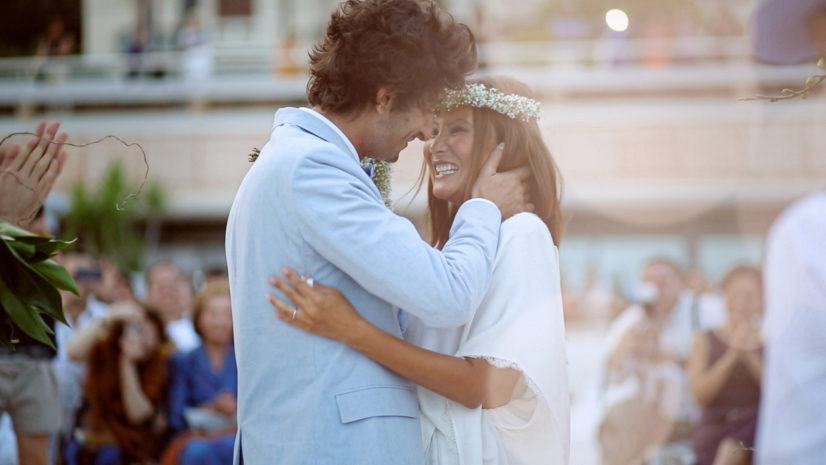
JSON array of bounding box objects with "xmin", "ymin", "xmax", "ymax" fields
[{"xmin": 307, "ymin": 0, "xmax": 477, "ymax": 114}]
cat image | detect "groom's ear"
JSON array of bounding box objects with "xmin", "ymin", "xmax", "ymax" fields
[{"xmin": 374, "ymin": 87, "xmax": 397, "ymax": 115}]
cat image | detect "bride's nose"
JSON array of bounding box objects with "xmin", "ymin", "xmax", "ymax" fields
[{"xmin": 429, "ymin": 129, "xmax": 448, "ymax": 154}]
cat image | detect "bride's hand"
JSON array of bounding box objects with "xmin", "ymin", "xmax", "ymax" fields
[{"xmin": 267, "ymin": 267, "xmax": 365, "ymax": 343}]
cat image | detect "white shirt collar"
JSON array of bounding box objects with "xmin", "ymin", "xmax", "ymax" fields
[{"xmin": 299, "ymin": 107, "xmax": 359, "ymax": 162}]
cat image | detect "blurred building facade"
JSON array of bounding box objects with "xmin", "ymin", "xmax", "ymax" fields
[{"xmin": 0, "ymin": 0, "xmax": 823, "ymax": 295}]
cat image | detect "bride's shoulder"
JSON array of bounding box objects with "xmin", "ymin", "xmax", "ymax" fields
[
  {"xmin": 502, "ymin": 212, "xmax": 552, "ymax": 240},
  {"xmin": 498, "ymin": 213, "xmax": 558, "ymax": 261}
]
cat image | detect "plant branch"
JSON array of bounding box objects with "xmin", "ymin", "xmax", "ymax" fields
[{"xmin": 741, "ymin": 58, "xmax": 826, "ymax": 102}]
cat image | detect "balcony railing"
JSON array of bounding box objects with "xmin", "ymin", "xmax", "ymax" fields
[{"xmin": 0, "ymin": 36, "xmax": 820, "ymax": 109}]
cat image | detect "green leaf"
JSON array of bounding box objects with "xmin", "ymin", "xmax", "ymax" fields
[
  {"xmin": 29, "ymin": 259, "xmax": 79, "ymax": 295},
  {"xmin": 5, "ymin": 259, "xmax": 68, "ymax": 325},
  {"xmin": 0, "ymin": 220, "xmax": 36, "ymax": 238},
  {"xmin": 10, "ymin": 234, "xmax": 54, "ymax": 246},
  {"xmin": 7, "ymin": 240, "xmax": 35, "ymax": 260},
  {"xmin": 818, "ymin": 58, "xmax": 825, "ymax": 70},
  {"xmin": 13, "ymin": 234, "xmax": 76, "ymax": 248},
  {"xmin": 26, "ymin": 238, "xmax": 77, "ymax": 263},
  {"xmin": 0, "ymin": 315, "xmax": 19, "ymax": 350},
  {"xmin": 780, "ymin": 88, "xmax": 795, "ymax": 96},
  {"xmin": 806, "ymin": 76, "xmax": 819, "ymax": 88},
  {"xmin": 0, "ymin": 276, "xmax": 55, "ymax": 349},
  {"xmin": 0, "ymin": 231, "xmax": 71, "ymax": 349},
  {"xmin": 4, "ymin": 240, "xmax": 79, "ymax": 295},
  {"xmin": 801, "ymin": 91, "xmax": 809, "ymax": 99}
]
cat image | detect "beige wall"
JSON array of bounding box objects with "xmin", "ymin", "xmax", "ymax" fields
[{"xmin": 2, "ymin": 94, "xmax": 821, "ymax": 228}]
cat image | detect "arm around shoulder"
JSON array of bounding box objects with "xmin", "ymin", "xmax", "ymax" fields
[{"xmin": 290, "ymin": 154, "xmax": 501, "ymax": 327}]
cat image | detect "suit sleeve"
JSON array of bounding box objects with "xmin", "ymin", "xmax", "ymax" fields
[{"xmin": 288, "ymin": 151, "xmax": 501, "ymax": 328}]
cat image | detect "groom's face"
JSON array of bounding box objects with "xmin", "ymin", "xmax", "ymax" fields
[{"xmin": 369, "ymin": 102, "xmax": 435, "ymax": 163}]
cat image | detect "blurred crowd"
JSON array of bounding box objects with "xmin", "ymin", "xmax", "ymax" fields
[
  {"xmin": 0, "ymin": 231, "xmax": 778, "ymax": 465},
  {"xmin": 1, "ymin": 234, "xmax": 238, "ymax": 465},
  {"xmin": 2, "ymin": 0, "xmax": 824, "ymax": 463},
  {"xmin": 587, "ymin": 184, "xmax": 826, "ymax": 465},
  {"xmin": 0, "ymin": 145, "xmax": 818, "ymax": 465},
  {"xmin": 582, "ymin": 258, "xmax": 764, "ymax": 465}
]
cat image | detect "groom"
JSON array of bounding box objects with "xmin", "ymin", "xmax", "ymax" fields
[{"xmin": 226, "ymin": 1, "xmax": 530, "ymax": 463}]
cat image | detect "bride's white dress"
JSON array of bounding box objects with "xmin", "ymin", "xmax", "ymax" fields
[{"xmin": 405, "ymin": 212, "xmax": 571, "ymax": 465}]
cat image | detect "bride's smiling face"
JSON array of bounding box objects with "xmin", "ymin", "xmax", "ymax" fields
[{"xmin": 427, "ymin": 107, "xmax": 476, "ymax": 205}]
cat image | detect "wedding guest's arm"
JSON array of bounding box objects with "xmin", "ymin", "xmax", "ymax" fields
[
  {"xmin": 289, "ymin": 143, "xmax": 529, "ymax": 328},
  {"xmin": 0, "ymin": 120, "xmax": 67, "ymax": 226},
  {"xmin": 268, "ymin": 269, "xmax": 521, "ymax": 409},
  {"xmin": 687, "ymin": 332, "xmax": 740, "ymax": 406},
  {"xmin": 120, "ymin": 332, "xmax": 156, "ymax": 424},
  {"xmin": 67, "ymin": 301, "xmax": 142, "ymax": 361}
]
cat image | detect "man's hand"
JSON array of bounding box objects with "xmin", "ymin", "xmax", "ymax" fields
[
  {"xmin": 0, "ymin": 120, "xmax": 67, "ymax": 226},
  {"xmin": 470, "ymin": 143, "xmax": 533, "ymax": 219}
]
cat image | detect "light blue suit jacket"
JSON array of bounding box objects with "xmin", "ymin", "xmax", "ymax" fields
[{"xmin": 225, "ymin": 107, "xmax": 501, "ymax": 464}]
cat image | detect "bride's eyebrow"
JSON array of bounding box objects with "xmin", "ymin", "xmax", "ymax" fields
[{"xmin": 447, "ymin": 119, "xmax": 470, "ymax": 127}]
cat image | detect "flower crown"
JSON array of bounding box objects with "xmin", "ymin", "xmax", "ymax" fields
[{"xmin": 437, "ymin": 83, "xmax": 541, "ymax": 122}]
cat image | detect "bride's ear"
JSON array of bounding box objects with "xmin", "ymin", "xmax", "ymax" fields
[{"xmin": 374, "ymin": 87, "xmax": 397, "ymax": 115}]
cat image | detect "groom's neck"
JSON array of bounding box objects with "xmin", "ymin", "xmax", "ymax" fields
[{"xmin": 314, "ymin": 105, "xmax": 370, "ymax": 160}]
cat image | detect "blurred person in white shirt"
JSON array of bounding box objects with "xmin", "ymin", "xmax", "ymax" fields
[
  {"xmin": 598, "ymin": 258, "xmax": 726, "ymax": 465},
  {"xmin": 53, "ymin": 254, "xmax": 106, "ymax": 437},
  {"xmin": 756, "ymin": 191, "xmax": 826, "ymax": 464}
]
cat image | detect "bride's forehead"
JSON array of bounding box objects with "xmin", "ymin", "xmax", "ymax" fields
[{"xmin": 436, "ymin": 107, "xmax": 473, "ymax": 124}]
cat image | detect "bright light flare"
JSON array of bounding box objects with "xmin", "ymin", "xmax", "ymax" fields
[{"xmin": 605, "ymin": 9, "xmax": 629, "ymax": 32}]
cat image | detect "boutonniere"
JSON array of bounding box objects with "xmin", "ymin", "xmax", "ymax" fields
[
  {"xmin": 248, "ymin": 148, "xmax": 260, "ymax": 163},
  {"xmin": 363, "ymin": 158, "xmax": 392, "ymax": 208},
  {"xmin": 248, "ymin": 149, "xmax": 392, "ymax": 208}
]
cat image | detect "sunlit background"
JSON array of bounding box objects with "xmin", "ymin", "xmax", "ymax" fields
[{"xmin": 0, "ymin": 0, "xmax": 824, "ymax": 463}]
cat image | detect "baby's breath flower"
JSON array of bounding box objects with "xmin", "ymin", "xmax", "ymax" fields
[
  {"xmin": 248, "ymin": 147, "xmax": 260, "ymax": 163},
  {"xmin": 247, "ymin": 149, "xmax": 392, "ymax": 207},
  {"xmin": 437, "ymin": 83, "xmax": 541, "ymax": 122},
  {"xmin": 365, "ymin": 158, "xmax": 393, "ymax": 208}
]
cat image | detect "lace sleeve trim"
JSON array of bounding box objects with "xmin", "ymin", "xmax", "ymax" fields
[{"xmin": 465, "ymin": 355, "xmax": 546, "ymax": 404}]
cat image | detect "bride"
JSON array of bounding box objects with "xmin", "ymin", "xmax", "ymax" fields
[{"xmin": 268, "ymin": 76, "xmax": 570, "ymax": 465}]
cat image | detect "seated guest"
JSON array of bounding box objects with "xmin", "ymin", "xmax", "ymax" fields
[
  {"xmin": 599, "ymin": 258, "xmax": 725, "ymax": 464},
  {"xmin": 163, "ymin": 283, "xmax": 236, "ymax": 465},
  {"xmin": 66, "ymin": 301, "xmax": 172, "ymax": 465},
  {"xmin": 53, "ymin": 252, "xmax": 106, "ymax": 458},
  {"xmin": 688, "ymin": 265, "xmax": 764, "ymax": 465},
  {"xmin": 145, "ymin": 261, "xmax": 200, "ymax": 353}
]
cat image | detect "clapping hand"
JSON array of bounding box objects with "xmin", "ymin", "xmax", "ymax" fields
[{"xmin": 0, "ymin": 120, "xmax": 67, "ymax": 226}]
